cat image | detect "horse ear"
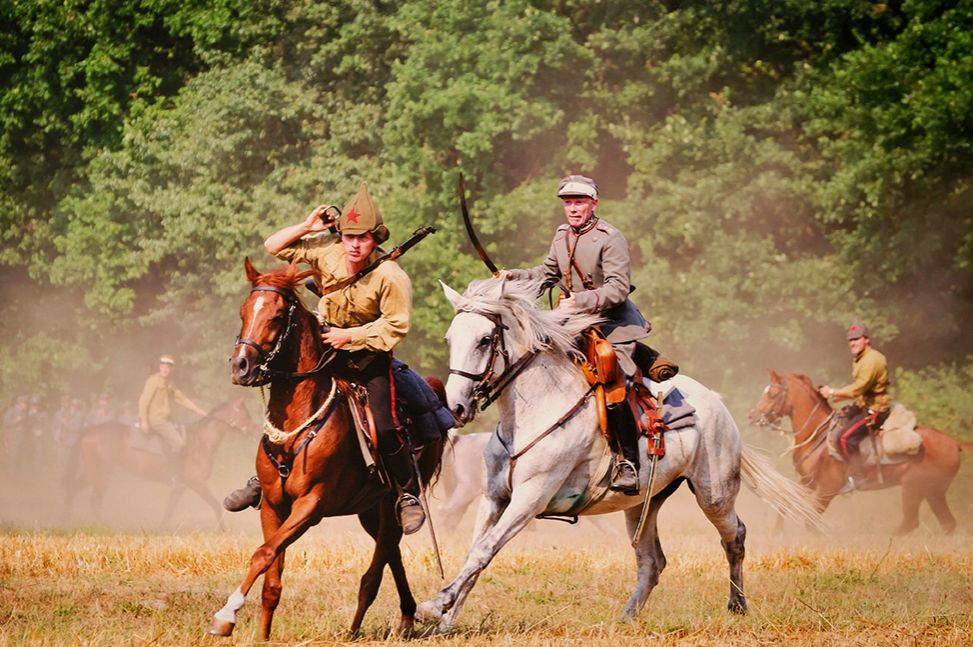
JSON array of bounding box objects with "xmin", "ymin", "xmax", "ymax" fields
[
  {"xmin": 244, "ymin": 257, "xmax": 260, "ymax": 284},
  {"xmin": 440, "ymin": 280, "xmax": 465, "ymax": 311},
  {"xmin": 768, "ymin": 368, "xmax": 780, "ymax": 381},
  {"xmin": 482, "ymin": 276, "xmax": 506, "ymax": 302}
]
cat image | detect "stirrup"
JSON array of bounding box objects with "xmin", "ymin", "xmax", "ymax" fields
[
  {"xmin": 396, "ymin": 493, "xmax": 425, "ymax": 535},
  {"xmin": 223, "ymin": 476, "xmax": 262, "ymax": 512},
  {"xmin": 609, "ymin": 459, "xmax": 639, "ymax": 495}
]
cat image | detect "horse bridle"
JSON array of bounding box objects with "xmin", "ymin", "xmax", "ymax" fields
[
  {"xmin": 234, "ymin": 285, "xmax": 334, "ymax": 384},
  {"xmin": 752, "ymin": 380, "xmax": 790, "ymax": 428},
  {"xmin": 448, "ymin": 310, "xmax": 537, "ymax": 411}
]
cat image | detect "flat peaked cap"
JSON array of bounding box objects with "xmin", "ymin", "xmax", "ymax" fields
[
  {"xmin": 557, "ymin": 174, "xmax": 598, "ymax": 199},
  {"xmin": 846, "ymin": 322, "xmax": 869, "ymax": 340},
  {"xmin": 159, "ymin": 355, "xmax": 175, "ymax": 365},
  {"xmin": 339, "ymin": 182, "xmax": 389, "ymax": 243}
]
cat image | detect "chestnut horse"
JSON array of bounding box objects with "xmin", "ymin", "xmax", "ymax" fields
[
  {"xmin": 209, "ymin": 259, "xmax": 444, "ymax": 640},
  {"xmin": 62, "ymin": 398, "xmax": 252, "ymax": 528},
  {"xmin": 749, "ymin": 370, "xmax": 973, "ymax": 534}
]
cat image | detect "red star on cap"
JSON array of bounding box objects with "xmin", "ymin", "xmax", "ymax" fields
[{"xmin": 346, "ymin": 208, "xmax": 360, "ymax": 224}]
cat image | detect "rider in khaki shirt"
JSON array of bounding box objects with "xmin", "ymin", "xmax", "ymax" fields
[
  {"xmin": 818, "ymin": 322, "xmax": 891, "ymax": 460},
  {"xmin": 223, "ymin": 183, "xmax": 425, "ymax": 535},
  {"xmin": 138, "ymin": 355, "xmax": 207, "ymax": 452}
]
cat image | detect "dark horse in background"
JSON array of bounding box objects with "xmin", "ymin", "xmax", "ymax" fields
[
  {"xmin": 208, "ymin": 259, "xmax": 445, "ymax": 640},
  {"xmin": 62, "ymin": 398, "xmax": 252, "ymax": 528},
  {"xmin": 750, "ymin": 370, "xmax": 973, "ymax": 535}
]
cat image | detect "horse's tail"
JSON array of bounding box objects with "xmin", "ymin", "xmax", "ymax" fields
[{"xmin": 740, "ymin": 443, "xmax": 827, "ymax": 532}]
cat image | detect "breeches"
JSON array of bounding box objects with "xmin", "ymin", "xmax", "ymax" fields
[
  {"xmin": 836, "ymin": 405, "xmax": 890, "ymax": 456},
  {"xmin": 149, "ymin": 419, "xmax": 185, "ymax": 452},
  {"xmin": 335, "ymin": 350, "xmax": 399, "ymax": 451}
]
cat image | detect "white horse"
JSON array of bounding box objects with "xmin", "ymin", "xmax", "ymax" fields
[
  {"xmin": 438, "ymin": 429, "xmax": 621, "ymax": 536},
  {"xmin": 417, "ymin": 278, "xmax": 821, "ymax": 631}
]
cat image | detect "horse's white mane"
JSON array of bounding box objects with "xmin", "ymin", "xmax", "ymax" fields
[{"xmin": 452, "ymin": 278, "xmax": 602, "ymax": 357}]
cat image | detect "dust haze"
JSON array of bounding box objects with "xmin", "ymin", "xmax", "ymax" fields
[{"xmin": 1, "ymin": 195, "xmax": 971, "ymax": 549}]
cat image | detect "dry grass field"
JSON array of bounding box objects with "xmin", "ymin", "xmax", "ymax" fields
[{"xmin": 3, "ymin": 480, "xmax": 973, "ymax": 647}]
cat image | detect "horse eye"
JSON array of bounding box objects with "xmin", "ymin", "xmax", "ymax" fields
[{"xmin": 477, "ymin": 336, "xmax": 491, "ymax": 348}]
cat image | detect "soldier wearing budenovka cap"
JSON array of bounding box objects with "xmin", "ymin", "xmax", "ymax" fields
[
  {"xmin": 502, "ymin": 174, "xmax": 654, "ymax": 495},
  {"xmin": 223, "ymin": 183, "xmax": 426, "ymax": 535},
  {"xmin": 817, "ymin": 322, "xmax": 892, "ymax": 490}
]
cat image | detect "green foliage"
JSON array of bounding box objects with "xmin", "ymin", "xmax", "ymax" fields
[
  {"xmin": 1, "ymin": 0, "xmax": 972, "ymax": 410},
  {"xmin": 895, "ymin": 361, "xmax": 973, "ymax": 440}
]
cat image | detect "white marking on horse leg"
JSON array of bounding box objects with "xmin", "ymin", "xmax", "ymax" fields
[{"xmin": 213, "ymin": 586, "xmax": 246, "ymax": 624}]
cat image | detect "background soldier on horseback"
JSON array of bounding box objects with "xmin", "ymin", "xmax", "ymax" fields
[
  {"xmin": 817, "ymin": 322, "xmax": 891, "ymax": 490},
  {"xmin": 138, "ymin": 355, "xmax": 208, "ymax": 456}
]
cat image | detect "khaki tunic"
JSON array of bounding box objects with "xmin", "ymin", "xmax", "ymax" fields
[
  {"xmin": 138, "ymin": 373, "xmax": 195, "ymax": 426},
  {"xmin": 839, "ymin": 346, "xmax": 891, "ymax": 412},
  {"xmin": 507, "ymin": 217, "xmax": 651, "ymax": 345},
  {"xmin": 275, "ymin": 233, "xmax": 411, "ymax": 353}
]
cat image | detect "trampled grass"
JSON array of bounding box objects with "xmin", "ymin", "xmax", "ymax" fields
[{"xmin": 1, "ymin": 524, "xmax": 971, "ymax": 646}]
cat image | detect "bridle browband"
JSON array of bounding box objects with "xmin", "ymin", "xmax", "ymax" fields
[
  {"xmin": 234, "ymin": 285, "xmax": 335, "ymax": 384},
  {"xmin": 448, "ymin": 310, "xmax": 538, "ymax": 411}
]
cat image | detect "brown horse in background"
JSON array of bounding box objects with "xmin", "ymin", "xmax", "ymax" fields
[
  {"xmin": 62, "ymin": 398, "xmax": 252, "ymax": 528},
  {"xmin": 209, "ymin": 259, "xmax": 444, "ymax": 640},
  {"xmin": 749, "ymin": 370, "xmax": 973, "ymax": 535}
]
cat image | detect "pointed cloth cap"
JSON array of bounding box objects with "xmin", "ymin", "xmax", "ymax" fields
[
  {"xmin": 339, "ymin": 182, "xmax": 389, "ymax": 243},
  {"xmin": 846, "ymin": 322, "xmax": 869, "ymax": 340}
]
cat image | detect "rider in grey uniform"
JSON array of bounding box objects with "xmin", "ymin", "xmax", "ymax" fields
[{"xmin": 503, "ymin": 174, "xmax": 651, "ymax": 494}]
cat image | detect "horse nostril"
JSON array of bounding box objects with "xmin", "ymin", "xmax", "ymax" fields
[{"xmin": 453, "ymin": 404, "xmax": 465, "ymax": 421}]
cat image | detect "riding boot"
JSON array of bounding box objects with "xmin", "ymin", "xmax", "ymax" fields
[
  {"xmin": 383, "ymin": 443, "xmax": 425, "ymax": 535},
  {"xmin": 607, "ymin": 403, "xmax": 640, "ymax": 495},
  {"xmin": 223, "ymin": 475, "xmax": 262, "ymax": 512}
]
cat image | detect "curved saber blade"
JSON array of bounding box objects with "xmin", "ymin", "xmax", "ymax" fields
[{"xmin": 459, "ymin": 173, "xmax": 499, "ymax": 276}]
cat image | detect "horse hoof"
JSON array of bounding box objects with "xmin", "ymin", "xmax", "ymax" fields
[
  {"xmin": 207, "ymin": 617, "xmax": 235, "ymax": 637},
  {"xmin": 415, "ymin": 600, "xmax": 442, "ymax": 624},
  {"xmin": 728, "ymin": 599, "xmax": 748, "ymax": 615}
]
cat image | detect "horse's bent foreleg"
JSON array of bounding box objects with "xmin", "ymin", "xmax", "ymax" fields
[
  {"xmin": 417, "ymin": 484, "xmax": 546, "ymax": 631},
  {"xmin": 258, "ymin": 551, "xmax": 285, "ymax": 640},
  {"xmin": 209, "ymin": 495, "xmax": 319, "ymax": 637}
]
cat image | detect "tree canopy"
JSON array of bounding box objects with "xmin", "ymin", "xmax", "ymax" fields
[{"xmin": 2, "ymin": 0, "xmax": 971, "ymax": 423}]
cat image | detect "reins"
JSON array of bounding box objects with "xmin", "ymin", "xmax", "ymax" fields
[
  {"xmin": 499, "ymin": 383, "xmax": 596, "ymax": 491},
  {"xmin": 761, "ymin": 378, "xmax": 835, "ymax": 458},
  {"xmin": 450, "ymin": 307, "xmax": 596, "ymax": 489},
  {"xmin": 234, "ymin": 286, "xmax": 336, "ymax": 384},
  {"xmin": 448, "ymin": 311, "xmax": 539, "ymax": 410}
]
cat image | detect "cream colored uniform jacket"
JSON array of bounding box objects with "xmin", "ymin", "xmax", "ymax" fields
[
  {"xmin": 840, "ymin": 346, "xmax": 891, "ymax": 413},
  {"xmin": 138, "ymin": 373, "xmax": 194, "ymax": 425},
  {"xmin": 507, "ymin": 217, "xmax": 651, "ymax": 344},
  {"xmin": 275, "ymin": 233, "xmax": 411, "ymax": 353}
]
